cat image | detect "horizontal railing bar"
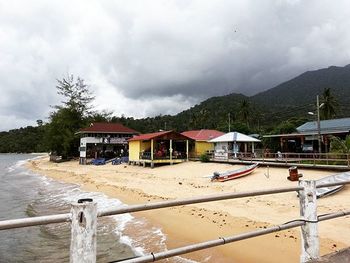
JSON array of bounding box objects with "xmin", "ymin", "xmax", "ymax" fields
[
  {"xmin": 98, "ymin": 186, "xmax": 303, "ymax": 217},
  {"xmin": 117, "ymin": 210, "xmax": 350, "ymax": 263},
  {"xmin": 316, "ymin": 180, "xmax": 350, "ymax": 188},
  {"xmin": 2, "ymin": 182, "xmax": 349, "ymax": 231},
  {"xmin": 318, "ymin": 210, "xmax": 350, "ymax": 221},
  {"xmin": 117, "ymin": 221, "xmax": 305, "ymax": 263},
  {"xmin": 0, "ymin": 213, "xmax": 71, "ymax": 231}
]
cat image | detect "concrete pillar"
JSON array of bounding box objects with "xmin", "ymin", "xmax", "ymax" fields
[
  {"xmin": 70, "ymin": 199, "xmax": 97, "ymax": 263},
  {"xmin": 298, "ymin": 180, "xmax": 319, "ymax": 263}
]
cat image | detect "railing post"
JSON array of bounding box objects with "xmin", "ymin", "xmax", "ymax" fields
[
  {"xmin": 70, "ymin": 199, "xmax": 97, "ymax": 263},
  {"xmin": 298, "ymin": 180, "xmax": 319, "ymax": 263}
]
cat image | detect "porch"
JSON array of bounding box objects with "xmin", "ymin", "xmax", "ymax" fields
[{"xmin": 128, "ymin": 130, "xmax": 193, "ymax": 168}]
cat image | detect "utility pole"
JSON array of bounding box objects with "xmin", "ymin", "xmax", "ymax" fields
[
  {"xmin": 228, "ymin": 113, "xmax": 231, "ymax": 132},
  {"xmin": 316, "ymin": 95, "xmax": 322, "ymax": 154}
]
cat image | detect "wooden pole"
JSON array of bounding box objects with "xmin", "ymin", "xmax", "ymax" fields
[
  {"xmin": 186, "ymin": 140, "xmax": 189, "ymax": 161},
  {"xmin": 70, "ymin": 199, "xmax": 97, "ymax": 263},
  {"xmin": 298, "ymin": 180, "xmax": 319, "ymax": 263},
  {"xmin": 169, "ymin": 139, "xmax": 173, "ymax": 163},
  {"xmin": 151, "ymin": 139, "xmax": 154, "ymax": 161}
]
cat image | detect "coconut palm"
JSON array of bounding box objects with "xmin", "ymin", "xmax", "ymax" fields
[
  {"xmin": 238, "ymin": 99, "xmax": 251, "ymax": 128},
  {"xmin": 320, "ymin": 88, "xmax": 338, "ymax": 120}
]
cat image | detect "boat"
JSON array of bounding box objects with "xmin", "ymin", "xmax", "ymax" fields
[
  {"xmin": 316, "ymin": 171, "xmax": 350, "ymax": 198},
  {"xmin": 211, "ymin": 163, "xmax": 258, "ymax": 182}
]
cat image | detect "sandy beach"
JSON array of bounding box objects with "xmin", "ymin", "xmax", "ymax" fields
[{"xmin": 27, "ymin": 157, "xmax": 350, "ymax": 262}]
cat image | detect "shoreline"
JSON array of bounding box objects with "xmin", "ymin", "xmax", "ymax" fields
[{"xmin": 27, "ymin": 157, "xmax": 349, "ymax": 262}]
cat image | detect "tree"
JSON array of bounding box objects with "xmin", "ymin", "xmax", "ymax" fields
[
  {"xmin": 238, "ymin": 100, "xmax": 251, "ymax": 128},
  {"xmin": 330, "ymin": 135, "xmax": 350, "ymax": 153},
  {"xmin": 320, "ymin": 88, "xmax": 338, "ymax": 120},
  {"xmin": 55, "ymin": 75, "xmax": 94, "ymax": 117},
  {"xmin": 45, "ymin": 75, "xmax": 95, "ymax": 158}
]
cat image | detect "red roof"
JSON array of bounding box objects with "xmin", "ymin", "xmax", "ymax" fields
[
  {"xmin": 181, "ymin": 129, "xmax": 224, "ymax": 141},
  {"xmin": 79, "ymin": 122, "xmax": 138, "ymax": 134},
  {"xmin": 128, "ymin": 130, "xmax": 172, "ymax": 141}
]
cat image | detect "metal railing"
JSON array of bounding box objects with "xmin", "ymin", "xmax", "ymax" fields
[
  {"xmin": 207, "ymin": 151, "xmax": 350, "ymax": 167},
  {"xmin": 0, "ymin": 180, "xmax": 350, "ymax": 263},
  {"xmin": 139, "ymin": 151, "xmax": 188, "ymax": 160}
]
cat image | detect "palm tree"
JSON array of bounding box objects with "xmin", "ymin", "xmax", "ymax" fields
[
  {"xmin": 330, "ymin": 135, "xmax": 350, "ymax": 153},
  {"xmin": 238, "ymin": 99, "xmax": 251, "ymax": 128},
  {"xmin": 320, "ymin": 88, "xmax": 338, "ymax": 120}
]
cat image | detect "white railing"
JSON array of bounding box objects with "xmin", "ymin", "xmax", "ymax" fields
[
  {"xmin": 208, "ymin": 151, "xmax": 350, "ymax": 167},
  {"xmin": 0, "ymin": 180, "xmax": 350, "ymax": 263}
]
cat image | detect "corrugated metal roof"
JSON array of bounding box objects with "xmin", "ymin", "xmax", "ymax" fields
[
  {"xmin": 78, "ymin": 122, "xmax": 139, "ymax": 134},
  {"xmin": 209, "ymin": 131, "xmax": 261, "ymax": 143},
  {"xmin": 129, "ymin": 130, "xmax": 192, "ymax": 141},
  {"xmin": 128, "ymin": 130, "xmax": 172, "ymax": 141},
  {"xmin": 181, "ymin": 129, "xmax": 225, "ymax": 141},
  {"xmin": 297, "ymin": 117, "xmax": 350, "ymax": 133}
]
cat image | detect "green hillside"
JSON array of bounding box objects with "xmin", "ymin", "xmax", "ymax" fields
[
  {"xmin": 251, "ymin": 64, "xmax": 350, "ymax": 123},
  {"xmin": 111, "ymin": 64, "xmax": 350, "ymax": 135}
]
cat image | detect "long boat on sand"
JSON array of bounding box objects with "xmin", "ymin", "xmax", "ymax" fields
[
  {"xmin": 316, "ymin": 171, "xmax": 350, "ymax": 198},
  {"xmin": 211, "ymin": 163, "xmax": 258, "ymax": 182}
]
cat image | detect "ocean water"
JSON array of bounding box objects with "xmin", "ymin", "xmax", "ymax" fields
[{"xmin": 0, "ymin": 154, "xmax": 196, "ymax": 263}]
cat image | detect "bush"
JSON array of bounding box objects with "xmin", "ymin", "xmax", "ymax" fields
[{"xmin": 200, "ymin": 153, "xmax": 210, "ymax": 162}]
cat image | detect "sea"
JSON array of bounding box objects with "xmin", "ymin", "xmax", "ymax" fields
[{"xmin": 0, "ymin": 154, "xmax": 194, "ymax": 263}]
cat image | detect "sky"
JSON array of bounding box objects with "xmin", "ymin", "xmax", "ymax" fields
[{"xmin": 1, "ymin": 0, "xmax": 350, "ymax": 131}]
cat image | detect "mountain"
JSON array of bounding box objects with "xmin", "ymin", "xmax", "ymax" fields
[
  {"xmin": 251, "ymin": 64, "xmax": 350, "ymax": 122},
  {"xmin": 121, "ymin": 64, "xmax": 350, "ymax": 134}
]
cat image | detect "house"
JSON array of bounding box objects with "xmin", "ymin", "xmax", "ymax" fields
[
  {"xmin": 263, "ymin": 117, "xmax": 350, "ymax": 153},
  {"xmin": 209, "ymin": 131, "xmax": 261, "ymax": 159},
  {"xmin": 77, "ymin": 122, "xmax": 139, "ymax": 164},
  {"xmin": 128, "ymin": 130, "xmax": 193, "ymax": 168},
  {"xmin": 181, "ymin": 129, "xmax": 225, "ymax": 158}
]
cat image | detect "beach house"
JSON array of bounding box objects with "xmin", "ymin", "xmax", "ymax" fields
[
  {"xmin": 263, "ymin": 117, "xmax": 350, "ymax": 153},
  {"xmin": 77, "ymin": 122, "xmax": 139, "ymax": 164},
  {"xmin": 181, "ymin": 129, "xmax": 225, "ymax": 158},
  {"xmin": 128, "ymin": 130, "xmax": 193, "ymax": 167},
  {"xmin": 209, "ymin": 131, "xmax": 261, "ymax": 160}
]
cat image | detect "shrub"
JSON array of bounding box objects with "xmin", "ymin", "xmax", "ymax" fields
[{"xmin": 200, "ymin": 153, "xmax": 210, "ymax": 162}]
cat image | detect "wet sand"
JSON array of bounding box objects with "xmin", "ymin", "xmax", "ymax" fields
[{"xmin": 27, "ymin": 157, "xmax": 350, "ymax": 262}]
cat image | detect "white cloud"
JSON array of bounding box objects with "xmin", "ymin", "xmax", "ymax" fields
[{"xmin": 1, "ymin": 0, "xmax": 350, "ymax": 131}]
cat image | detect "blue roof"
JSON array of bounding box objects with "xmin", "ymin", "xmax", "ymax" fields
[{"xmin": 297, "ymin": 117, "xmax": 350, "ymax": 133}]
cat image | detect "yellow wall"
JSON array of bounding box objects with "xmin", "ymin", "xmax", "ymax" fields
[
  {"xmin": 129, "ymin": 141, "xmax": 141, "ymax": 161},
  {"xmin": 195, "ymin": 141, "xmax": 214, "ymax": 156}
]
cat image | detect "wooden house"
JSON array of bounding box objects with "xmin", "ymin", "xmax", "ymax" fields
[
  {"xmin": 263, "ymin": 117, "xmax": 350, "ymax": 153},
  {"xmin": 128, "ymin": 130, "xmax": 193, "ymax": 167}
]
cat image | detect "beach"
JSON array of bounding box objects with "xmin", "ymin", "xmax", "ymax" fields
[{"xmin": 28, "ymin": 157, "xmax": 350, "ymax": 262}]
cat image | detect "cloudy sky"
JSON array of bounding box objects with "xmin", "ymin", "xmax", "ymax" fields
[{"xmin": 1, "ymin": 0, "xmax": 350, "ymax": 131}]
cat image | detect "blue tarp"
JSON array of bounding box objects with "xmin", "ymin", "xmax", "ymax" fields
[
  {"xmin": 112, "ymin": 156, "xmax": 129, "ymax": 165},
  {"xmin": 91, "ymin": 158, "xmax": 106, "ymax": 165}
]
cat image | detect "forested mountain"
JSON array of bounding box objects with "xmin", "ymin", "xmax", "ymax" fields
[
  {"xmin": 251, "ymin": 64, "xmax": 350, "ymax": 123},
  {"xmin": 1, "ymin": 64, "xmax": 350, "ymax": 153},
  {"xmin": 0, "ymin": 125, "xmax": 47, "ymax": 153}
]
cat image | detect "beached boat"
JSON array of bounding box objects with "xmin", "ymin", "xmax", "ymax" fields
[
  {"xmin": 316, "ymin": 171, "xmax": 350, "ymax": 198},
  {"xmin": 211, "ymin": 163, "xmax": 258, "ymax": 182}
]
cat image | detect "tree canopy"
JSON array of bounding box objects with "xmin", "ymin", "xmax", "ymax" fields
[{"xmin": 45, "ymin": 75, "xmax": 95, "ymax": 158}]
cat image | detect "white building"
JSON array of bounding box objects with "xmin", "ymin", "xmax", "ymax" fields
[
  {"xmin": 209, "ymin": 131, "xmax": 261, "ymax": 159},
  {"xmin": 77, "ymin": 122, "xmax": 139, "ymax": 164}
]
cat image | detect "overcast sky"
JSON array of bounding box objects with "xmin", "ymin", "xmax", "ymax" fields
[{"xmin": 1, "ymin": 0, "xmax": 350, "ymax": 131}]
